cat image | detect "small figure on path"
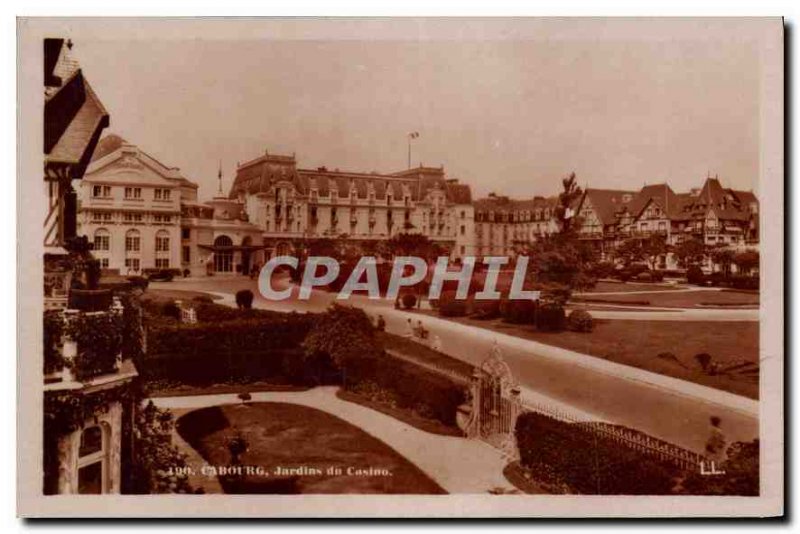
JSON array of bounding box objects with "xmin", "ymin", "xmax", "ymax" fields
[
  {"xmin": 376, "ymin": 314, "xmax": 386, "ymax": 331},
  {"xmin": 404, "ymin": 318, "xmax": 414, "ymax": 338},
  {"xmin": 704, "ymin": 416, "xmax": 728, "ymax": 467},
  {"xmin": 432, "ymin": 334, "xmax": 443, "ymax": 352}
]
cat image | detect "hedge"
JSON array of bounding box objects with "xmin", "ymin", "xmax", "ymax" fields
[
  {"xmin": 438, "ymin": 291, "xmax": 470, "ymax": 317},
  {"xmin": 344, "ymin": 354, "xmax": 467, "ymax": 427},
  {"xmin": 515, "ymin": 411, "xmax": 679, "ymax": 494},
  {"xmin": 471, "ymin": 299, "xmax": 501, "ymax": 320},
  {"xmin": 500, "ymin": 298, "xmax": 537, "ymax": 325},
  {"xmin": 141, "ymin": 313, "xmax": 319, "ymax": 386}
]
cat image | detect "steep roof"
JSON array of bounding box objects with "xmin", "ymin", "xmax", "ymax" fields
[
  {"xmin": 581, "ymin": 188, "xmax": 637, "ymax": 225},
  {"xmin": 627, "ymin": 183, "xmax": 683, "ymax": 219},
  {"xmin": 678, "ymin": 178, "xmax": 752, "ymax": 222}
]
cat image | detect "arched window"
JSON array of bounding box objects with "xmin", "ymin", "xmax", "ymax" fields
[
  {"xmin": 155, "ymin": 230, "xmax": 170, "ymax": 269},
  {"xmin": 93, "ymin": 228, "xmax": 110, "ymax": 252},
  {"xmin": 213, "ymin": 235, "xmax": 233, "ymax": 273},
  {"xmin": 77, "ymin": 424, "xmax": 108, "ymax": 494}
]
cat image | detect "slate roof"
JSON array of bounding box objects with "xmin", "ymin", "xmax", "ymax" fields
[{"xmin": 229, "ymin": 155, "xmax": 473, "ymax": 204}]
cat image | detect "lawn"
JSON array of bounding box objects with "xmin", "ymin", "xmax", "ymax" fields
[
  {"xmin": 176, "ymin": 402, "xmax": 445, "ymax": 494},
  {"xmin": 587, "ymin": 281, "xmax": 687, "ymax": 293},
  {"xmin": 419, "ymin": 311, "xmax": 759, "ymax": 399},
  {"xmin": 572, "ymin": 289, "xmax": 759, "ymax": 308},
  {"xmin": 491, "ymin": 319, "xmax": 759, "ymax": 399},
  {"xmin": 141, "ymin": 288, "xmax": 222, "ymax": 304}
]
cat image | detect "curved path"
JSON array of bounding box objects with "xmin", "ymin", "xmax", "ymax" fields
[{"xmin": 151, "ymin": 387, "xmax": 516, "ymax": 494}]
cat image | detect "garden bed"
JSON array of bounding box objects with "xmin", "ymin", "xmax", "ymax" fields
[
  {"xmin": 336, "ymin": 389, "xmax": 463, "ymax": 437},
  {"xmin": 176, "ymin": 402, "xmax": 446, "ymax": 494}
]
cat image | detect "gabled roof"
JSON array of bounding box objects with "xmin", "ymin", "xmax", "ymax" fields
[
  {"xmin": 87, "ymin": 133, "xmax": 199, "ymax": 190},
  {"xmin": 580, "ymin": 188, "xmax": 637, "ymax": 225},
  {"xmin": 627, "ymin": 183, "xmax": 683, "ymax": 220},
  {"xmin": 678, "ymin": 177, "xmax": 752, "ymax": 222}
]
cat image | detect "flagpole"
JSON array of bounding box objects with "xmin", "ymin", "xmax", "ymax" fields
[{"xmin": 407, "ymin": 136, "xmax": 411, "ymax": 170}]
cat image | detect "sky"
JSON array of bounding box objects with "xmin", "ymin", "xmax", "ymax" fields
[{"xmin": 75, "ymin": 32, "xmax": 761, "ymax": 201}]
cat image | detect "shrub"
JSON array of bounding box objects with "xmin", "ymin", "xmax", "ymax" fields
[
  {"xmin": 183, "ymin": 269, "xmax": 190, "ymax": 278},
  {"xmin": 471, "ymin": 299, "xmax": 501, "ymax": 320},
  {"xmin": 126, "ymin": 276, "xmax": 149, "ymax": 292},
  {"xmin": 728, "ymin": 275, "xmax": 759, "ymax": 290},
  {"xmin": 162, "ymin": 302, "xmax": 181, "ymax": 320},
  {"xmin": 536, "ymin": 304, "xmax": 565, "ymax": 332},
  {"xmin": 438, "ymin": 291, "xmax": 469, "ymax": 317},
  {"xmin": 401, "ymin": 293, "xmax": 417, "ymax": 310},
  {"xmin": 345, "ymin": 354, "xmax": 467, "ymax": 426},
  {"xmin": 591, "ymin": 261, "xmax": 617, "ymax": 279},
  {"xmin": 695, "ymin": 353, "xmax": 712, "ymax": 372},
  {"xmin": 650, "ymin": 270, "xmax": 665, "ymax": 282},
  {"xmin": 567, "ymin": 309, "xmax": 594, "ymax": 332},
  {"xmin": 235, "ymin": 289, "xmax": 255, "ymax": 310},
  {"xmin": 515, "ymin": 412, "xmax": 679, "ymax": 494},
  {"xmin": 687, "ymin": 265, "xmax": 706, "ymax": 285},
  {"xmin": 500, "ymin": 298, "xmax": 538, "ymax": 324},
  {"xmin": 707, "ymin": 272, "xmax": 726, "ymax": 287}
]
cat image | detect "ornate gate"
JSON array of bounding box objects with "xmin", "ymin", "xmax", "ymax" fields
[{"xmin": 464, "ymin": 341, "xmax": 522, "ymax": 461}]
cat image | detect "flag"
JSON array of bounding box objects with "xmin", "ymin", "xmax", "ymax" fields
[{"xmin": 409, "ymin": 132, "xmax": 419, "ymax": 139}]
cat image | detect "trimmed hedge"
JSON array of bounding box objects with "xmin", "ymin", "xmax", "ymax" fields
[
  {"xmin": 141, "ymin": 312, "xmax": 318, "ymax": 386},
  {"xmin": 687, "ymin": 265, "xmax": 705, "ymax": 285},
  {"xmin": 500, "ymin": 298, "xmax": 538, "ymax": 325},
  {"xmin": 515, "ymin": 412, "xmax": 678, "ymax": 494},
  {"xmin": 471, "ymin": 299, "xmax": 501, "ymax": 320},
  {"xmin": 567, "ymin": 309, "xmax": 594, "ymax": 332},
  {"xmin": 535, "ymin": 304, "xmax": 566, "ymax": 332},
  {"xmin": 438, "ymin": 291, "xmax": 470, "ymax": 317},
  {"xmin": 344, "ymin": 354, "xmax": 467, "ymax": 427}
]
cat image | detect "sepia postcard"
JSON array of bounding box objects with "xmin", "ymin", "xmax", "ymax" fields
[{"xmin": 17, "ymin": 17, "xmax": 784, "ymax": 518}]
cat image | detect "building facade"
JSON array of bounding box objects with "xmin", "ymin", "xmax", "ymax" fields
[
  {"xmin": 472, "ymin": 194, "xmax": 559, "ymax": 258},
  {"xmin": 574, "ymin": 176, "xmax": 759, "ymax": 270},
  {"xmin": 79, "ymin": 135, "xmax": 196, "ymax": 274},
  {"xmin": 228, "ymin": 151, "xmax": 474, "ymax": 260}
]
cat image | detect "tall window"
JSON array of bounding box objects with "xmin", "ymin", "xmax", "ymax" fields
[
  {"xmin": 154, "ymin": 188, "xmax": 172, "ymax": 201},
  {"xmin": 213, "ymin": 235, "xmax": 233, "ymax": 273},
  {"xmin": 125, "ymin": 229, "xmax": 141, "ymax": 252},
  {"xmin": 155, "ymin": 230, "xmax": 171, "ymax": 269},
  {"xmin": 77, "ymin": 425, "xmax": 107, "ymax": 494},
  {"xmin": 155, "ymin": 232, "xmax": 170, "ymax": 252},
  {"xmin": 93, "ymin": 229, "xmax": 110, "ymax": 252}
]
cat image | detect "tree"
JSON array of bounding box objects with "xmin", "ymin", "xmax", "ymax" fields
[
  {"xmin": 385, "ymin": 232, "xmax": 443, "ymax": 260},
  {"xmin": 709, "ymin": 246, "xmax": 736, "ymax": 276},
  {"xmin": 673, "ymin": 238, "xmax": 707, "ymax": 268},
  {"xmin": 734, "ymin": 249, "xmax": 759, "ymax": 275},
  {"xmin": 614, "ymin": 239, "xmax": 644, "ymax": 268},
  {"xmin": 302, "ymin": 304, "xmax": 382, "ymax": 372},
  {"xmin": 523, "ymin": 173, "xmax": 597, "ymax": 297},
  {"xmin": 555, "ymin": 172, "xmax": 584, "ymax": 236},
  {"xmin": 641, "ymin": 234, "xmax": 668, "ymax": 271}
]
